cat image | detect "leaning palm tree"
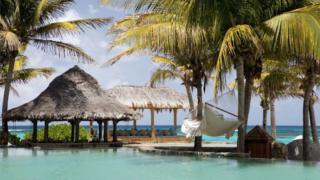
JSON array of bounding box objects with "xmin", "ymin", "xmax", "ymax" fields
[{"xmin": 0, "ymin": 0, "xmax": 111, "ymax": 144}]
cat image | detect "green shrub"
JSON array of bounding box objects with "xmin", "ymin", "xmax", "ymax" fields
[
  {"xmin": 0, "ymin": 131, "xmax": 22, "ymax": 145},
  {"xmin": 24, "ymin": 124, "xmax": 90, "ymax": 142}
]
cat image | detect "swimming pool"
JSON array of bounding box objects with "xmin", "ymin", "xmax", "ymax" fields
[{"xmin": 0, "ymin": 148, "xmax": 319, "ymax": 180}]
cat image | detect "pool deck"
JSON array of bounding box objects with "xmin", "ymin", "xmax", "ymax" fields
[
  {"xmin": 125, "ymin": 142, "xmax": 237, "ymax": 148},
  {"xmin": 124, "ymin": 142, "xmax": 248, "ymax": 158}
]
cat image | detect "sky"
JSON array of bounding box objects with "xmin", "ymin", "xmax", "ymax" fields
[{"xmin": 1, "ymin": 0, "xmax": 319, "ymax": 127}]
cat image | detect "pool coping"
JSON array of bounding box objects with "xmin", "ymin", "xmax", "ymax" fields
[{"xmin": 136, "ymin": 146, "xmax": 250, "ymax": 158}]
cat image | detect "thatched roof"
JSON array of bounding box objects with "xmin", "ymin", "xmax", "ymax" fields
[
  {"xmin": 5, "ymin": 66, "xmax": 139, "ymax": 121},
  {"xmin": 106, "ymin": 85, "xmax": 190, "ymax": 110}
]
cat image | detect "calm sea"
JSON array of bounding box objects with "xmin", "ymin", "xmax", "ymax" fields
[{"xmin": 3, "ymin": 125, "xmax": 319, "ymax": 144}]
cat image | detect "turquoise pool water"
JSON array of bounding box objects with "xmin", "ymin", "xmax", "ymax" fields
[{"xmin": 0, "ymin": 148, "xmax": 319, "ymax": 180}]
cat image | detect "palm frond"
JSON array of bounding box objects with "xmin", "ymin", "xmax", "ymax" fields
[
  {"xmin": 34, "ymin": 0, "xmax": 49, "ymax": 24},
  {"xmin": 0, "ymin": 30, "xmax": 20, "ymax": 51},
  {"xmin": 214, "ymin": 24, "xmax": 262, "ymax": 95},
  {"xmin": 149, "ymin": 68, "xmax": 180, "ymax": 87},
  {"xmin": 263, "ymin": 4, "xmax": 320, "ymax": 61},
  {"xmin": 104, "ymin": 45, "xmax": 146, "ymax": 66},
  {"xmin": 0, "ymin": 15, "xmax": 9, "ymax": 30},
  {"xmin": 11, "ymin": 67, "xmax": 55, "ymax": 84},
  {"xmin": 30, "ymin": 39, "xmax": 94, "ymax": 63},
  {"xmin": 152, "ymin": 56, "xmax": 177, "ymax": 67},
  {"xmin": 39, "ymin": 0, "xmax": 75, "ymax": 22},
  {"xmin": 32, "ymin": 18, "xmax": 112, "ymax": 38}
]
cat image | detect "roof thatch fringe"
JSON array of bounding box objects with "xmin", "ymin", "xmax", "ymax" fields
[
  {"xmin": 106, "ymin": 85, "xmax": 190, "ymax": 110},
  {"xmin": 5, "ymin": 66, "xmax": 140, "ymax": 121}
]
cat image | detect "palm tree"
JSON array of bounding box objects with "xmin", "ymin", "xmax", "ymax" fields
[
  {"xmin": 262, "ymin": 4, "xmax": 320, "ymax": 160},
  {"xmin": 0, "ymin": 0, "xmax": 111, "ymax": 144},
  {"xmin": 254, "ymin": 60, "xmax": 301, "ymax": 138},
  {"xmin": 149, "ymin": 56, "xmax": 195, "ymax": 115},
  {"xmin": 0, "ymin": 52, "xmax": 55, "ymax": 94},
  {"xmin": 106, "ymin": 12, "xmax": 215, "ymax": 150}
]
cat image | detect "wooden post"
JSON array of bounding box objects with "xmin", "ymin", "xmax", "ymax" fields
[
  {"xmin": 70, "ymin": 121, "xmax": 75, "ymax": 142},
  {"xmin": 44, "ymin": 121, "xmax": 49, "ymax": 143},
  {"xmin": 151, "ymin": 109, "xmax": 156, "ymax": 138},
  {"xmin": 112, "ymin": 120, "xmax": 118, "ymax": 142},
  {"xmin": 89, "ymin": 119, "xmax": 93, "ymax": 137},
  {"xmin": 104, "ymin": 120, "xmax": 108, "ymax": 143},
  {"xmin": 98, "ymin": 121, "xmax": 102, "ymax": 141},
  {"xmin": 32, "ymin": 120, "xmax": 38, "ymax": 143},
  {"xmin": 173, "ymin": 109, "xmax": 178, "ymax": 129},
  {"xmin": 133, "ymin": 120, "xmax": 137, "ymax": 130},
  {"xmin": 75, "ymin": 120, "xmax": 80, "ymax": 143}
]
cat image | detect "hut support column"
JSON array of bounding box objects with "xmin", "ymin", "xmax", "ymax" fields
[
  {"xmin": 70, "ymin": 121, "xmax": 75, "ymax": 142},
  {"xmin": 112, "ymin": 120, "xmax": 118, "ymax": 142},
  {"xmin": 44, "ymin": 121, "xmax": 50, "ymax": 143},
  {"xmin": 104, "ymin": 120, "xmax": 108, "ymax": 143},
  {"xmin": 133, "ymin": 120, "xmax": 137, "ymax": 130},
  {"xmin": 173, "ymin": 109, "xmax": 177, "ymax": 129},
  {"xmin": 151, "ymin": 109, "xmax": 156, "ymax": 139},
  {"xmin": 75, "ymin": 120, "xmax": 80, "ymax": 143},
  {"xmin": 98, "ymin": 121, "xmax": 102, "ymax": 142},
  {"xmin": 32, "ymin": 120, "xmax": 38, "ymax": 143}
]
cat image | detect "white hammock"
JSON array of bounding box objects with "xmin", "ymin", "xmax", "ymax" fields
[{"xmin": 181, "ymin": 103, "xmax": 242, "ymax": 138}]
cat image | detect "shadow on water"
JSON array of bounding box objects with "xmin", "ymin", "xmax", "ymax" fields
[{"xmin": 2, "ymin": 148, "xmax": 8, "ymax": 159}]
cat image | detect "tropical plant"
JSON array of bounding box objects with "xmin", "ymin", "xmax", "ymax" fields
[
  {"xmin": 262, "ymin": 4, "xmax": 320, "ymax": 160},
  {"xmin": 0, "ymin": 0, "xmax": 111, "ymax": 144},
  {"xmin": 0, "ymin": 50, "xmax": 55, "ymax": 93},
  {"xmin": 106, "ymin": 12, "xmax": 215, "ymax": 150},
  {"xmin": 149, "ymin": 56, "xmax": 195, "ymax": 115},
  {"xmin": 24, "ymin": 124, "xmax": 90, "ymax": 142},
  {"xmin": 253, "ymin": 60, "xmax": 301, "ymax": 138}
]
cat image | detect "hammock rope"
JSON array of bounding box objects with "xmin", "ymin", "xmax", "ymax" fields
[{"xmin": 205, "ymin": 102, "xmax": 238, "ymax": 118}]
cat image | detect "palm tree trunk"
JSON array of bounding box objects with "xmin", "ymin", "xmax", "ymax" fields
[
  {"xmin": 235, "ymin": 58, "xmax": 245, "ymax": 153},
  {"xmin": 244, "ymin": 77, "xmax": 253, "ymax": 133},
  {"xmin": 263, "ymin": 108, "xmax": 268, "ymax": 131},
  {"xmin": 194, "ymin": 79, "xmax": 203, "ymax": 151},
  {"xmin": 309, "ymin": 99, "xmax": 319, "ymax": 144},
  {"xmin": 270, "ymin": 96, "xmax": 276, "ymax": 139},
  {"xmin": 302, "ymin": 62, "xmax": 315, "ymax": 161},
  {"xmin": 261, "ymin": 99, "xmax": 269, "ymax": 131},
  {"xmin": 185, "ymin": 82, "xmax": 195, "ymax": 118},
  {"xmin": 1, "ymin": 52, "xmax": 17, "ymax": 145}
]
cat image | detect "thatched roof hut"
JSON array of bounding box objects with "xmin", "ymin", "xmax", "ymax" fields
[
  {"xmin": 106, "ymin": 85, "xmax": 190, "ymax": 138},
  {"xmin": 106, "ymin": 85, "xmax": 190, "ymax": 110},
  {"xmin": 4, "ymin": 66, "xmax": 139, "ymax": 121}
]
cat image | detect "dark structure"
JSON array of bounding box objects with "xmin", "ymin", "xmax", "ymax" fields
[
  {"xmin": 245, "ymin": 126, "xmax": 274, "ymax": 159},
  {"xmin": 4, "ymin": 66, "xmax": 139, "ymax": 143}
]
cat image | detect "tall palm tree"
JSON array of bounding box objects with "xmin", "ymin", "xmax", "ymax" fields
[
  {"xmin": 0, "ymin": 0, "xmax": 111, "ymax": 144},
  {"xmin": 106, "ymin": 12, "xmax": 215, "ymax": 150},
  {"xmin": 262, "ymin": 4, "xmax": 320, "ymax": 160},
  {"xmin": 254, "ymin": 60, "xmax": 301, "ymax": 138}
]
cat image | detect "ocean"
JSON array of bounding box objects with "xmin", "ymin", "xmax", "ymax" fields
[{"xmin": 3, "ymin": 125, "xmax": 318, "ymax": 144}]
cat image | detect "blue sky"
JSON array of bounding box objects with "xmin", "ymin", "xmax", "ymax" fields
[{"xmin": 1, "ymin": 1, "xmax": 318, "ymax": 126}]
